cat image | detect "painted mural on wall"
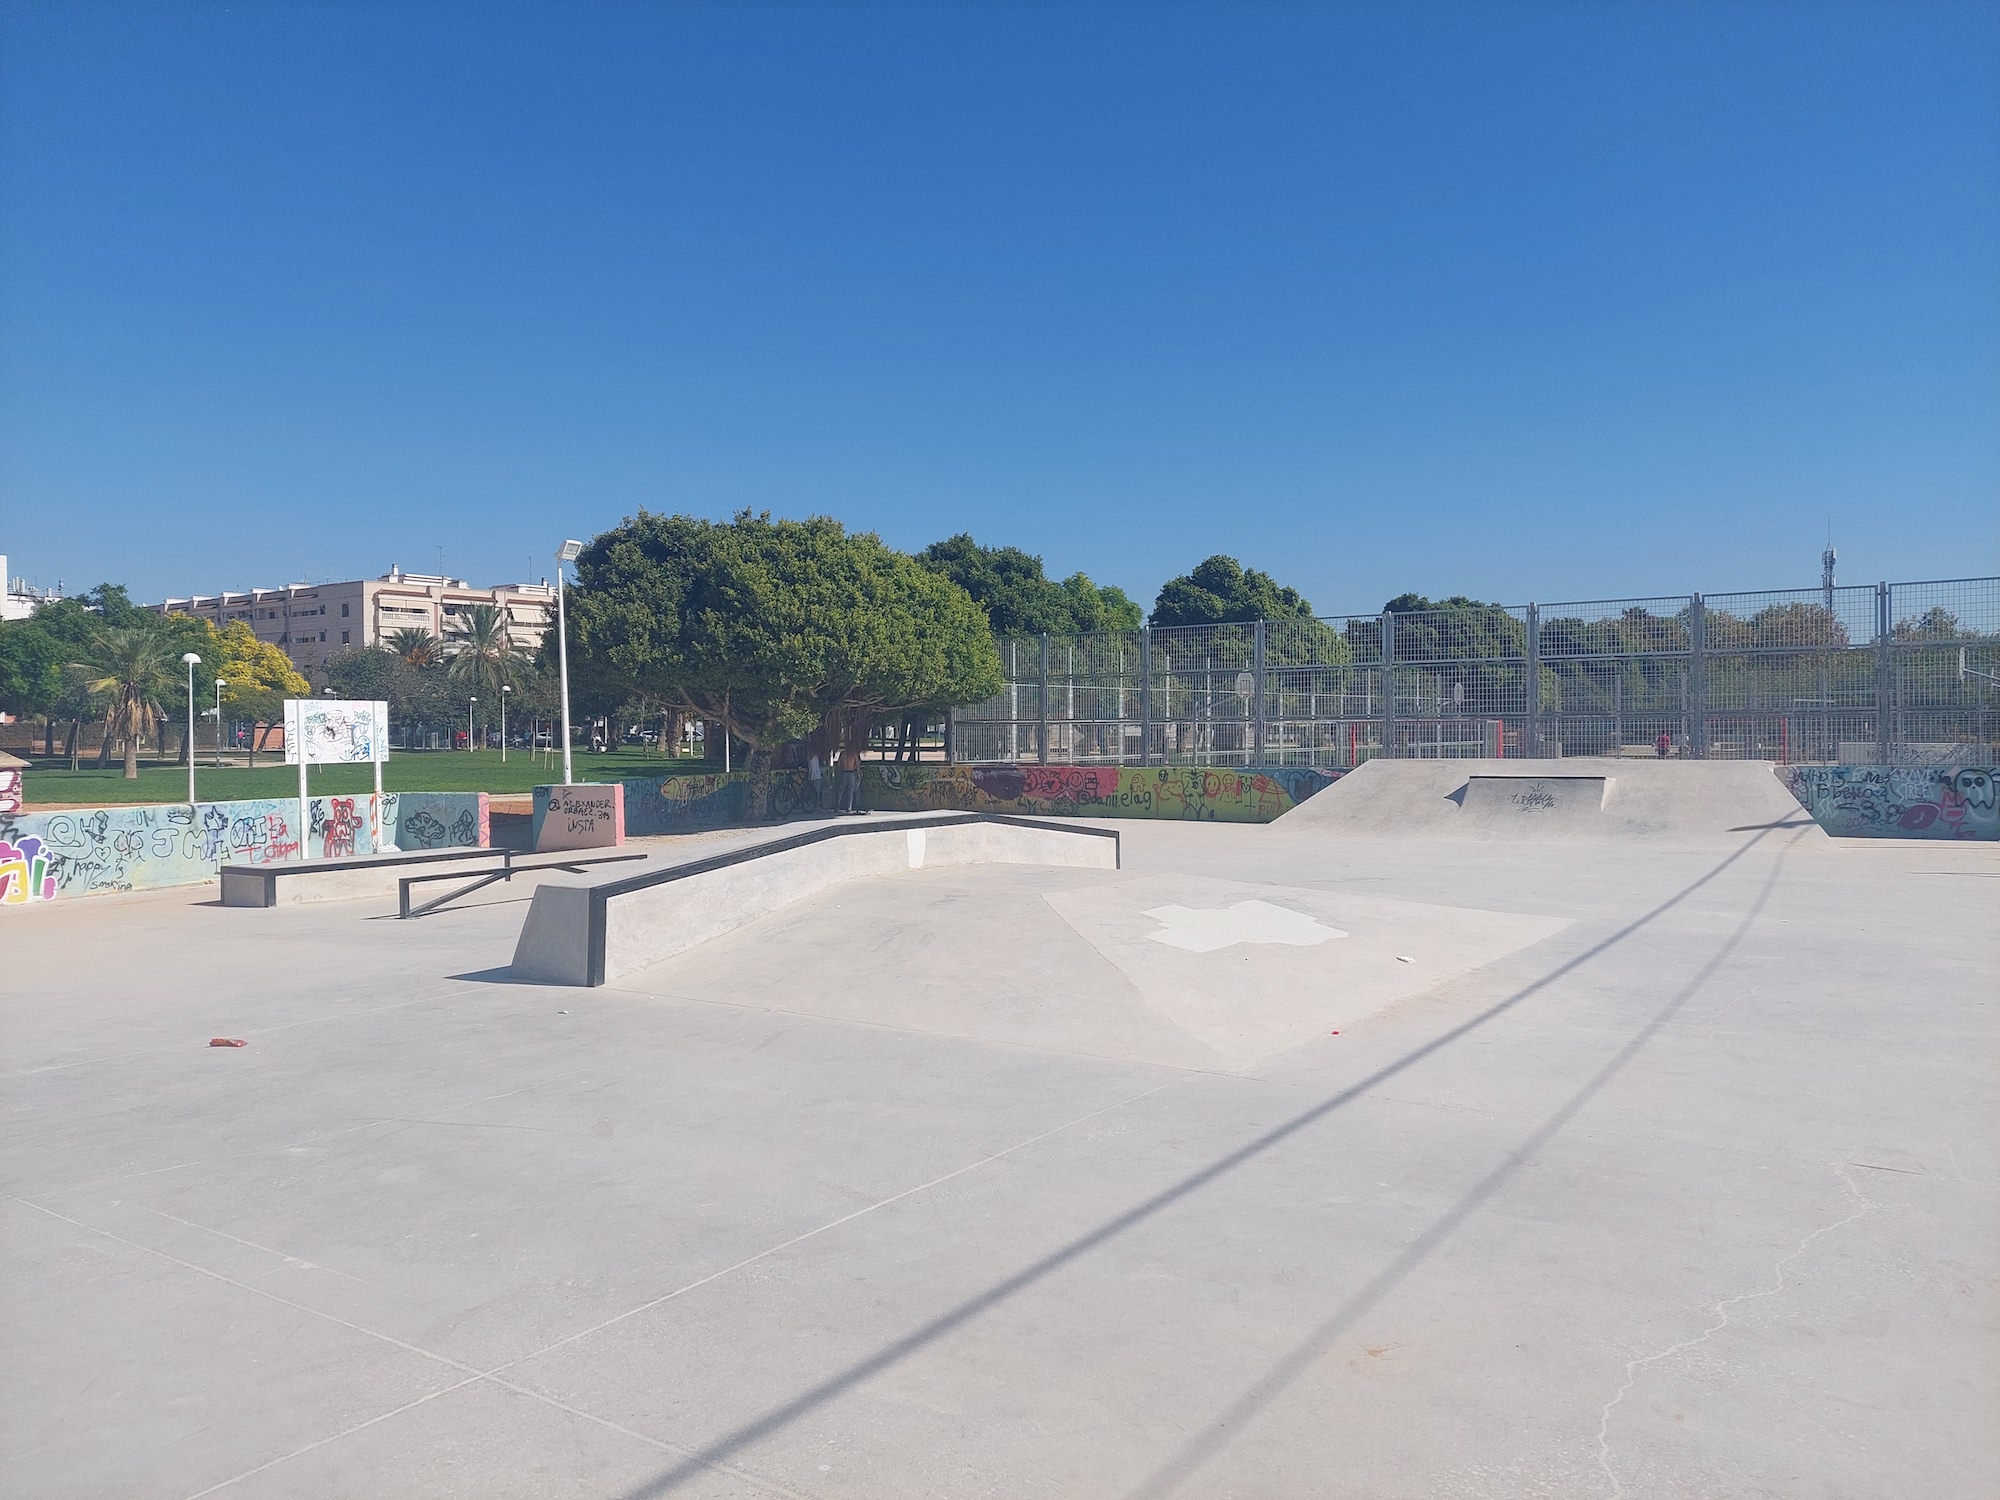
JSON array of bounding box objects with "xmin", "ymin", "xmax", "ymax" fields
[
  {"xmin": 0, "ymin": 835, "xmax": 57, "ymax": 903},
  {"xmin": 380, "ymin": 792, "xmax": 490, "ymax": 851},
  {"xmin": 1780, "ymin": 764, "xmax": 1997, "ymax": 840},
  {"xmin": 623, "ymin": 772, "xmax": 750, "ymax": 835},
  {"xmin": 618, "ymin": 764, "xmax": 1336, "ymax": 834},
  {"xmin": 0, "ymin": 789, "xmax": 491, "ymax": 903},
  {"xmin": 865, "ymin": 764, "xmax": 1340, "ymax": 822}
]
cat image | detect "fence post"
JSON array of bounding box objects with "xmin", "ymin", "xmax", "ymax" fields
[
  {"xmin": 1038, "ymin": 632, "xmax": 1050, "ymax": 764},
  {"xmin": 1525, "ymin": 603, "xmax": 1541, "ymax": 758},
  {"xmin": 1252, "ymin": 619, "xmax": 1267, "ymax": 765},
  {"xmin": 1140, "ymin": 628, "xmax": 1153, "ymax": 766},
  {"xmin": 1380, "ymin": 610, "xmax": 1396, "ymax": 759},
  {"xmin": 944, "ymin": 707, "xmax": 955, "ymax": 764},
  {"xmin": 1688, "ymin": 594, "xmax": 1707, "ymax": 758},
  {"xmin": 1875, "ymin": 581, "xmax": 1892, "ymax": 764}
]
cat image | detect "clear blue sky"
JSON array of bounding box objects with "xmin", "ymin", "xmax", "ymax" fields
[{"xmin": 2, "ymin": 0, "xmax": 1994, "ymax": 615}]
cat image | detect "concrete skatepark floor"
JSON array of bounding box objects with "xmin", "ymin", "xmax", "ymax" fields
[{"xmin": 2, "ymin": 814, "xmax": 1995, "ymax": 1498}]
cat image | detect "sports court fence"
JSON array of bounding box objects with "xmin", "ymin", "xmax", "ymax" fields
[{"xmin": 944, "ymin": 576, "xmax": 2000, "ymax": 768}]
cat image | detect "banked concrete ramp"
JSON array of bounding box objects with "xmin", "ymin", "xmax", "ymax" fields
[
  {"xmin": 1277, "ymin": 757, "xmax": 1825, "ymax": 846},
  {"xmin": 512, "ymin": 811, "xmax": 1119, "ymax": 987}
]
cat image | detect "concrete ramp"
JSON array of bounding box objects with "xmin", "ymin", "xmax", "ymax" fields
[
  {"xmin": 1276, "ymin": 757, "xmax": 1825, "ymax": 845},
  {"xmin": 512, "ymin": 812, "xmax": 1119, "ymax": 986}
]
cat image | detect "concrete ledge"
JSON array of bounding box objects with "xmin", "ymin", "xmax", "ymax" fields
[
  {"xmin": 512, "ymin": 813, "xmax": 1121, "ymax": 987},
  {"xmin": 220, "ymin": 846, "xmax": 500, "ymax": 908}
]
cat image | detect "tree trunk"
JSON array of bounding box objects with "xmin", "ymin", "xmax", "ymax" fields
[
  {"xmin": 123, "ymin": 726, "xmax": 140, "ymax": 779},
  {"xmin": 95, "ymin": 717, "xmax": 115, "ymax": 768}
]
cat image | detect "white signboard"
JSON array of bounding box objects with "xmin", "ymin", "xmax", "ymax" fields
[{"xmin": 285, "ymin": 699, "xmax": 389, "ymax": 765}]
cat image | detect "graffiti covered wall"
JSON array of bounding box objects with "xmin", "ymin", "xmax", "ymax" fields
[
  {"xmin": 865, "ymin": 764, "xmax": 1339, "ymax": 821},
  {"xmin": 382, "ymin": 792, "xmax": 490, "ymax": 852},
  {"xmin": 619, "ymin": 764, "xmax": 1334, "ymax": 833},
  {"xmin": 1780, "ymin": 764, "xmax": 1997, "ymax": 840},
  {"xmin": 0, "ymin": 790, "xmax": 492, "ymax": 904}
]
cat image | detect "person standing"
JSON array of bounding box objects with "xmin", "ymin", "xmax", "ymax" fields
[
  {"xmin": 837, "ymin": 743, "xmax": 862, "ymax": 814},
  {"xmin": 807, "ymin": 750, "xmax": 825, "ymax": 812},
  {"xmin": 1655, "ymin": 728, "xmax": 1672, "ymax": 759}
]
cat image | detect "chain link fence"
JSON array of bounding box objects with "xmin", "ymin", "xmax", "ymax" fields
[{"xmin": 947, "ymin": 576, "xmax": 2000, "ymax": 767}]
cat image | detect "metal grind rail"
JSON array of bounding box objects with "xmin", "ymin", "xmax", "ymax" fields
[{"xmin": 398, "ymin": 849, "xmax": 648, "ymax": 919}]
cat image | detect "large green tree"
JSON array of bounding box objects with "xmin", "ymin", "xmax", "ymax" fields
[
  {"xmin": 1150, "ymin": 556, "xmax": 1315, "ymax": 628},
  {"xmin": 565, "ymin": 511, "xmax": 1002, "ymax": 762},
  {"xmin": 917, "ymin": 535, "xmax": 1142, "ymax": 636}
]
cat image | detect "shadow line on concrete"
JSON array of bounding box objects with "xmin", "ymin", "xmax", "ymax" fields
[
  {"xmin": 1121, "ymin": 830, "xmax": 1805, "ymax": 1499},
  {"xmin": 604, "ymin": 825, "xmax": 1796, "ymax": 1500}
]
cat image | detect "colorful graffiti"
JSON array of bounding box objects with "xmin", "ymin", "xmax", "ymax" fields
[
  {"xmin": 321, "ymin": 797, "xmax": 363, "ymax": 859},
  {"xmin": 0, "ymin": 835, "xmax": 57, "ymax": 903},
  {"xmin": 0, "ymin": 789, "xmax": 490, "ymax": 903},
  {"xmin": 867, "ymin": 764, "xmax": 1339, "ymax": 822},
  {"xmin": 1781, "ymin": 764, "xmax": 1998, "ymax": 840},
  {"xmin": 0, "ymin": 765, "xmax": 22, "ymax": 815}
]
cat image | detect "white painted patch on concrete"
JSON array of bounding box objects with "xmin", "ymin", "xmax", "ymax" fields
[
  {"xmin": 1143, "ymin": 899, "xmax": 1348, "ymax": 953},
  {"xmin": 906, "ymin": 828, "xmax": 926, "ymax": 869}
]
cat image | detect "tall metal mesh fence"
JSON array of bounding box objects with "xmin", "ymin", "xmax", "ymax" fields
[{"xmin": 947, "ymin": 576, "xmax": 2000, "ymax": 766}]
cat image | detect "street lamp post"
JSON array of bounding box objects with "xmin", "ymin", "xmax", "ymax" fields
[
  {"xmin": 555, "ymin": 539, "xmax": 583, "ymax": 786},
  {"xmin": 501, "ymin": 685, "xmax": 511, "ymax": 763},
  {"xmin": 182, "ymin": 653, "xmax": 201, "ymax": 805},
  {"xmin": 468, "ymin": 697, "xmax": 478, "ymax": 752},
  {"xmin": 214, "ymin": 678, "xmax": 226, "ymax": 769}
]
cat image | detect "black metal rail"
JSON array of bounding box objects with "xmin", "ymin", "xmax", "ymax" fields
[{"xmin": 398, "ymin": 849, "xmax": 648, "ymax": 919}]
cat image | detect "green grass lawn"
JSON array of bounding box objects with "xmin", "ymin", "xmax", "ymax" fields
[{"xmin": 16, "ymin": 749, "xmax": 726, "ymax": 807}]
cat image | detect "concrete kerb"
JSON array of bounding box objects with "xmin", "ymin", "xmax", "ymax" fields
[
  {"xmin": 511, "ymin": 812, "xmax": 1122, "ymax": 987},
  {"xmin": 219, "ymin": 845, "xmax": 503, "ymax": 908}
]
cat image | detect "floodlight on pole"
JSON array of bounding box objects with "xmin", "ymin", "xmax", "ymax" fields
[
  {"xmin": 182, "ymin": 653, "xmax": 201, "ymax": 806},
  {"xmin": 555, "ymin": 540, "xmax": 583, "ymax": 787}
]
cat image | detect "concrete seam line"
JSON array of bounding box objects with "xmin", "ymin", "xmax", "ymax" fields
[
  {"xmin": 477, "ymin": 1076, "xmax": 1187, "ymax": 1377},
  {"xmin": 616, "ymin": 985, "xmax": 1260, "ymax": 1080},
  {"xmin": 9, "ymin": 1197, "xmax": 808, "ymax": 1500}
]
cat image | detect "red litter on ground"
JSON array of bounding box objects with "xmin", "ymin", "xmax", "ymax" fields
[{"xmin": 209, "ymin": 1038, "xmax": 248, "ymax": 1048}]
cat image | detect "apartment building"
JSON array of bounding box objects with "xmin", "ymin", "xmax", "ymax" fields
[{"xmin": 154, "ymin": 567, "xmax": 557, "ymax": 679}]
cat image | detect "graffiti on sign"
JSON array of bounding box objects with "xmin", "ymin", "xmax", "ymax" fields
[
  {"xmin": 533, "ymin": 784, "xmax": 627, "ymax": 852},
  {"xmin": 284, "ymin": 700, "xmax": 389, "ymax": 765},
  {"xmin": 0, "ymin": 766, "xmax": 22, "ymax": 816}
]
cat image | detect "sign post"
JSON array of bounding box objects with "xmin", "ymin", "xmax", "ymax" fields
[{"xmin": 284, "ymin": 699, "xmax": 391, "ymax": 859}]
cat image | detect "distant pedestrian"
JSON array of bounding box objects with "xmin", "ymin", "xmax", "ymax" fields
[
  {"xmin": 837, "ymin": 744, "xmax": 862, "ymax": 813},
  {"xmin": 1655, "ymin": 729, "xmax": 1672, "ymax": 759},
  {"xmin": 807, "ymin": 751, "xmax": 825, "ymax": 811}
]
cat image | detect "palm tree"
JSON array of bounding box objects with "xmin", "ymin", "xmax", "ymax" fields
[
  {"xmin": 72, "ymin": 625, "xmax": 180, "ymax": 779},
  {"xmin": 387, "ymin": 627, "xmax": 441, "ymax": 667},
  {"xmin": 444, "ymin": 604, "xmax": 530, "ymax": 706}
]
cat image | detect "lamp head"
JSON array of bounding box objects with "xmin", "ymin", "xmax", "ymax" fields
[
  {"xmin": 555, "ymin": 539, "xmax": 584, "ymax": 563},
  {"xmin": 216, "ymin": 678, "xmax": 227, "ymax": 687},
  {"xmin": 182, "ymin": 652, "xmax": 201, "ymax": 665}
]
